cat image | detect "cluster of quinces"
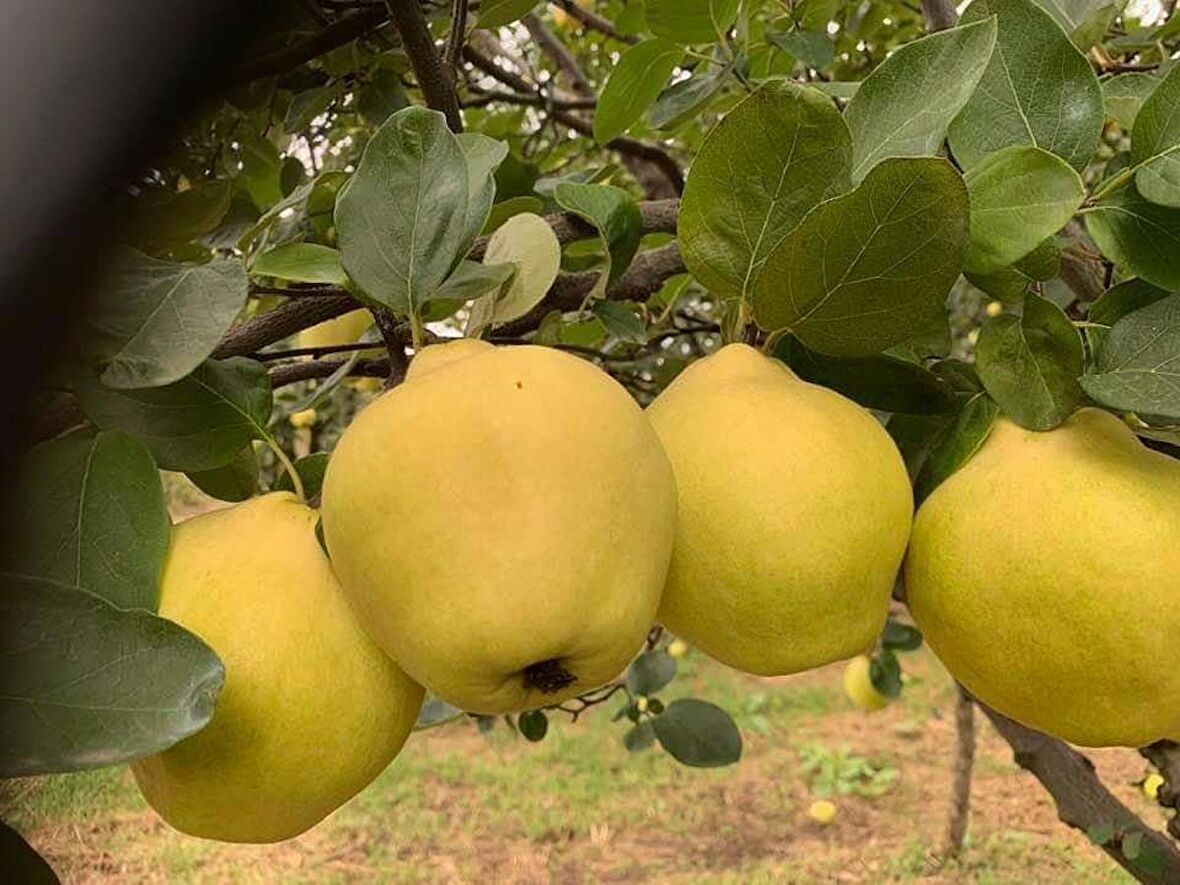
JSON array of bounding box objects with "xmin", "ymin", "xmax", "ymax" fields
[{"xmin": 134, "ymin": 339, "xmax": 1180, "ymax": 843}]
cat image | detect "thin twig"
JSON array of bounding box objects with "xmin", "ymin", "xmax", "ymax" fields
[
  {"xmin": 944, "ymin": 685, "xmax": 976, "ymax": 857},
  {"xmin": 445, "ymin": 0, "xmax": 469, "ymax": 71},
  {"xmin": 548, "ymin": 0, "xmax": 639, "ymax": 44}
]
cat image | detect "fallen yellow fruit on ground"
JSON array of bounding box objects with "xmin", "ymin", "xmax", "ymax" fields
[
  {"xmin": 843, "ymin": 655, "xmax": 889, "ymax": 711},
  {"xmin": 907, "ymin": 408, "xmax": 1180, "ymax": 747},
  {"xmin": 808, "ymin": 800, "xmax": 838, "ymax": 824},
  {"xmin": 667, "ymin": 638, "xmax": 688, "ymax": 658},
  {"xmin": 321, "ymin": 340, "xmax": 677, "ymax": 714},
  {"xmin": 1144, "ymin": 773, "xmax": 1164, "ymax": 800},
  {"xmin": 132, "ymin": 493, "xmax": 423, "ymax": 843},
  {"xmin": 288, "ymin": 407, "xmax": 318, "ymax": 428},
  {"xmin": 646, "ymin": 343, "xmax": 912, "ymax": 677}
]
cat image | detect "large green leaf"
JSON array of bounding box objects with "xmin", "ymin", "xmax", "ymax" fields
[
  {"xmin": 0, "ymin": 575, "xmax": 223, "ymax": 777},
  {"xmin": 124, "ymin": 180, "xmax": 233, "ymax": 255},
  {"xmin": 1102, "ymin": 72, "xmax": 1160, "ymax": 130},
  {"xmin": 1085, "ymin": 180, "xmax": 1180, "ymax": 290},
  {"xmin": 643, "ymin": 0, "xmax": 739, "ymax": 44},
  {"xmin": 456, "ymin": 132, "xmax": 509, "ymax": 257},
  {"xmin": 679, "ymin": 82, "xmax": 851, "ymax": 301},
  {"xmin": 845, "ymin": 17, "xmax": 996, "ymax": 183},
  {"xmin": 751, "ymin": 158, "xmax": 969, "ymax": 357},
  {"xmin": 647, "ymin": 57, "xmax": 734, "ymax": 129},
  {"xmin": 1081, "ymin": 294, "xmax": 1180, "ymax": 420},
  {"xmin": 595, "ymin": 39, "xmax": 682, "ymax": 144},
  {"xmin": 74, "ymin": 358, "xmax": 273, "ymax": 473},
  {"xmin": 651, "ymin": 698, "xmax": 741, "ymax": 767},
  {"xmin": 81, "ymin": 249, "xmax": 248, "ymax": 389},
  {"xmin": 1131, "ymin": 65, "xmax": 1180, "ymax": 208},
  {"xmin": 963, "ymin": 145, "xmax": 1083, "ymax": 274},
  {"xmin": 468, "ymin": 213, "xmax": 562, "ymax": 332},
  {"xmin": 975, "ymin": 293, "xmax": 1083, "ymax": 430},
  {"xmin": 335, "ymin": 107, "xmax": 470, "ymax": 315},
  {"xmin": 3, "ymin": 431, "xmax": 168, "ymax": 612},
  {"xmin": 948, "ymin": 0, "xmax": 1103, "ymax": 173},
  {"xmin": 252, "ymin": 243, "xmax": 348, "ymax": 286},
  {"xmin": 553, "ymin": 183, "xmax": 643, "ymax": 298}
]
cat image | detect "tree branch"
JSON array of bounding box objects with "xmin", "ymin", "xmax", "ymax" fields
[
  {"xmin": 463, "ymin": 44, "xmax": 684, "ymax": 193},
  {"xmin": 920, "ymin": 0, "xmax": 959, "ymax": 31},
  {"xmin": 213, "ymin": 293, "xmax": 356, "ymax": 359},
  {"xmin": 231, "ymin": 8, "xmax": 388, "ymax": 85},
  {"xmin": 461, "ymin": 87, "xmax": 596, "ymax": 110},
  {"xmin": 523, "ymin": 12, "xmax": 594, "ymax": 96},
  {"xmin": 445, "ymin": 0, "xmax": 469, "ymax": 71},
  {"xmin": 944, "ymin": 685, "xmax": 975, "ymax": 857},
  {"xmin": 983, "ymin": 706, "xmax": 1180, "ymax": 883},
  {"xmin": 269, "ymin": 356, "xmax": 393, "ymax": 387},
  {"xmin": 548, "ymin": 0, "xmax": 639, "ymax": 44},
  {"xmin": 385, "ymin": 0, "xmax": 464, "ymax": 132}
]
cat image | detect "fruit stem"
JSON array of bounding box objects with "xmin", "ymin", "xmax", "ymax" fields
[
  {"xmin": 409, "ymin": 310, "xmax": 426, "ymax": 351},
  {"xmin": 266, "ymin": 437, "xmax": 305, "ymax": 501}
]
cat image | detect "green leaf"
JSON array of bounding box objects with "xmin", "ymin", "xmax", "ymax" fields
[
  {"xmin": 478, "ymin": 0, "xmax": 537, "ymax": 27},
  {"xmin": 518, "ymin": 709, "xmax": 549, "ymax": 742},
  {"xmin": 414, "ymin": 696, "xmax": 464, "ymax": 730},
  {"xmin": 774, "ymin": 337, "xmax": 957, "ymax": 414},
  {"xmin": 915, "ymin": 392, "xmax": 1000, "ymax": 501},
  {"xmin": 844, "ymin": 17, "xmax": 997, "ymax": 183},
  {"xmin": 81, "ymin": 249, "xmax": 248, "ymax": 389},
  {"xmin": 356, "ymin": 68, "xmax": 409, "ymax": 127},
  {"xmin": 124, "ymin": 180, "xmax": 232, "ymax": 254},
  {"xmin": 468, "ymin": 213, "xmax": 562, "ymax": 332},
  {"xmin": 553, "ymin": 183, "xmax": 643, "ymax": 297},
  {"xmin": 679, "ymin": 82, "xmax": 852, "ymax": 301},
  {"xmin": 1131, "ymin": 65, "xmax": 1180, "ymax": 208},
  {"xmin": 948, "ymin": 0, "xmax": 1103, "ymax": 173},
  {"xmin": 870, "ymin": 650, "xmax": 903, "ymax": 697},
  {"xmin": 626, "ymin": 650, "xmax": 678, "ymax": 695},
  {"xmin": 483, "ymin": 196, "xmax": 544, "ymax": 234},
  {"xmin": 436, "ymin": 261, "xmax": 516, "ymax": 305},
  {"xmin": 0, "ymin": 820, "xmax": 58, "ymax": 884},
  {"xmin": 1034, "ymin": 0, "xmax": 1119, "ymax": 48},
  {"xmin": 239, "ymin": 132, "xmax": 284, "ymax": 210},
  {"xmin": 74, "ymin": 358, "xmax": 273, "ymax": 473},
  {"xmin": 335, "ymin": 107, "xmax": 470, "ymax": 315},
  {"xmin": 643, "ymin": 0, "xmax": 739, "ymax": 44},
  {"xmin": 1103, "ymin": 72, "xmax": 1160, "ymax": 130},
  {"xmin": 767, "ymin": 28, "xmax": 835, "ymax": 70},
  {"xmin": 1081, "ymin": 294, "xmax": 1180, "ymax": 420},
  {"xmin": 4, "ymin": 430, "xmax": 169, "ymax": 612},
  {"xmin": 647, "ymin": 56, "xmax": 734, "ymax": 130},
  {"xmin": 651, "ymin": 698, "xmax": 742, "ymax": 767},
  {"xmin": 283, "ymin": 85, "xmax": 334, "ymax": 133},
  {"xmin": 253, "ymin": 243, "xmax": 348, "ymax": 287},
  {"xmin": 594, "ymin": 39, "xmax": 682, "ymax": 144},
  {"xmin": 623, "ymin": 720, "xmax": 657, "ymax": 752},
  {"xmin": 0, "ymin": 575, "xmax": 224, "ymax": 777},
  {"xmin": 751, "ymin": 157, "xmax": 969, "ymax": 357},
  {"xmin": 1085, "ymin": 180, "xmax": 1180, "ymax": 290},
  {"xmin": 274, "ymin": 452, "xmax": 330, "ymax": 500},
  {"xmin": 882, "ymin": 619, "xmax": 923, "ymax": 651},
  {"xmin": 592, "ymin": 300, "xmax": 647, "ymax": 343},
  {"xmin": 963, "ymin": 145, "xmax": 1083, "ymax": 274},
  {"xmin": 1088, "ymin": 278, "xmax": 1170, "ymax": 328},
  {"xmin": 186, "ymin": 444, "xmax": 259, "ymax": 503},
  {"xmin": 456, "ymin": 132, "xmax": 510, "ymax": 257},
  {"xmin": 975, "ymin": 293, "xmax": 1083, "ymax": 430}
]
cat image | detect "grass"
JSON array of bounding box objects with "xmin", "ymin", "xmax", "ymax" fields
[{"xmin": 6, "ymin": 647, "xmax": 1150, "ymax": 883}]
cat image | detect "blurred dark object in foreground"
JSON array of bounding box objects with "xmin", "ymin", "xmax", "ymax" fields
[{"xmin": 0, "ymin": 0, "xmax": 287, "ymax": 467}]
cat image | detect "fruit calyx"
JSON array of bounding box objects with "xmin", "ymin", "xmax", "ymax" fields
[{"xmin": 522, "ymin": 658, "xmax": 577, "ymax": 694}]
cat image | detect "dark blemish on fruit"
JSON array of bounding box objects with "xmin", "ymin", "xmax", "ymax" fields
[{"xmin": 515, "ymin": 381, "xmax": 524, "ymax": 389}]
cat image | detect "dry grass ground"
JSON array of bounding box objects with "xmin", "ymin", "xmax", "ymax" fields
[{"xmin": 4, "ymin": 644, "xmax": 1166, "ymax": 883}]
